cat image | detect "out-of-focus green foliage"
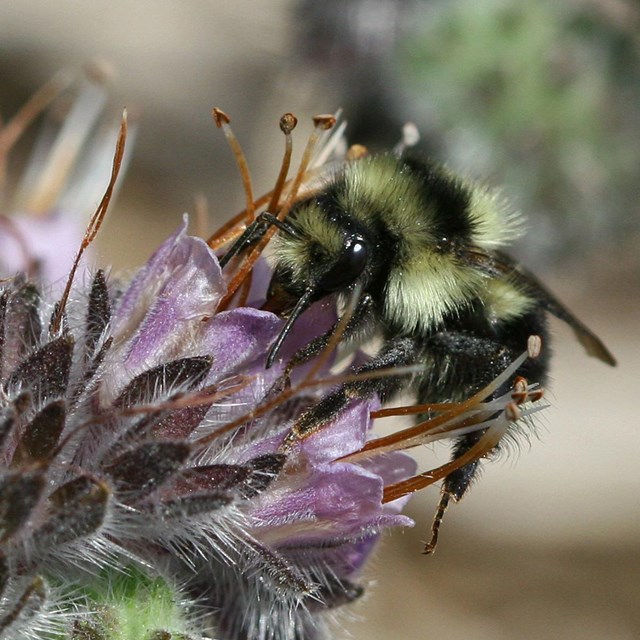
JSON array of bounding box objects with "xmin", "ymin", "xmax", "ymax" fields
[{"xmin": 398, "ymin": 0, "xmax": 639, "ymax": 263}]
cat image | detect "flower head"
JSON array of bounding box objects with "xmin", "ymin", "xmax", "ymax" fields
[{"xmin": 0, "ymin": 213, "xmax": 416, "ymax": 639}]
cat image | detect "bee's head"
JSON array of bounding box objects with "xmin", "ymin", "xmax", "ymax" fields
[{"xmin": 263, "ymin": 199, "xmax": 371, "ymax": 366}]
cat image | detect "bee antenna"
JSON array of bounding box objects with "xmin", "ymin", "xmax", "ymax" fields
[{"xmin": 266, "ymin": 287, "xmax": 315, "ymax": 369}]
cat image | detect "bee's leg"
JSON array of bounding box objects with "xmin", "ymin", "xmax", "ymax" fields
[
  {"xmin": 423, "ymin": 492, "xmax": 450, "ymax": 555},
  {"xmin": 281, "ymin": 334, "xmax": 421, "ymax": 451},
  {"xmin": 265, "ymin": 294, "xmax": 376, "ymax": 399},
  {"xmin": 420, "ymin": 322, "xmax": 548, "ymax": 552},
  {"xmin": 219, "ymin": 217, "xmax": 269, "ymax": 268},
  {"xmin": 219, "ymin": 212, "xmax": 298, "ymax": 268},
  {"xmin": 286, "ymin": 294, "xmax": 375, "ymax": 374},
  {"xmin": 423, "ymin": 426, "xmax": 494, "ymax": 555}
]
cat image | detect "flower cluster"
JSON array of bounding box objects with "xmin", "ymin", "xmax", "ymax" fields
[
  {"xmin": 0, "ymin": 215, "xmax": 416, "ymax": 640},
  {"xmin": 0, "ymin": 73, "xmax": 416, "ymax": 640}
]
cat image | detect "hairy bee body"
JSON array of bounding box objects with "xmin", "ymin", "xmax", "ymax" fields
[{"xmin": 230, "ymin": 153, "xmax": 614, "ymax": 532}]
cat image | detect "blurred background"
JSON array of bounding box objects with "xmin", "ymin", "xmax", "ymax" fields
[{"xmin": 1, "ymin": 0, "xmax": 638, "ymax": 638}]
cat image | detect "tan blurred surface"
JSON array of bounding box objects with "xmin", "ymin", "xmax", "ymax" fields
[{"xmin": 2, "ymin": 2, "xmax": 638, "ymax": 638}]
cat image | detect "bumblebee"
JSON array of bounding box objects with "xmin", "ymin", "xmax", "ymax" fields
[{"xmin": 223, "ymin": 153, "xmax": 615, "ymax": 547}]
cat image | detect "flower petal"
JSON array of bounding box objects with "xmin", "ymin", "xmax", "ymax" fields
[
  {"xmin": 201, "ymin": 308, "xmax": 281, "ymax": 378},
  {"xmin": 104, "ymin": 218, "xmax": 224, "ymax": 397}
]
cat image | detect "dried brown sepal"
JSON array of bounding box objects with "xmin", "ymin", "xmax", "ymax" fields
[
  {"xmin": 103, "ymin": 441, "xmax": 191, "ymax": 494},
  {"xmin": 85, "ymin": 269, "xmax": 111, "ymax": 355},
  {"xmin": 240, "ymin": 453, "xmax": 287, "ymax": 498},
  {"xmin": 153, "ymin": 491, "xmax": 233, "ymax": 520},
  {"xmin": 5, "ymin": 334, "xmax": 74, "ymax": 402},
  {"xmin": 114, "ymin": 355, "xmax": 213, "ymax": 408},
  {"xmin": 244, "ymin": 538, "xmax": 315, "ymax": 597},
  {"xmin": 105, "ymin": 414, "xmax": 161, "ymax": 461},
  {"xmin": 174, "ymin": 464, "xmax": 252, "ymax": 493},
  {"xmin": 18, "ymin": 400, "xmax": 66, "ymax": 461},
  {"xmin": 4, "ymin": 282, "xmax": 42, "ymax": 368},
  {"xmin": 0, "ymin": 470, "xmax": 46, "ymax": 543},
  {"xmin": 151, "ymin": 403, "xmax": 213, "ymax": 440},
  {"xmin": 32, "ymin": 476, "xmax": 110, "ymax": 548}
]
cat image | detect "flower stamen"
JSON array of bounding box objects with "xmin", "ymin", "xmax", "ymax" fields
[
  {"xmin": 0, "ymin": 72, "xmax": 72, "ymax": 191},
  {"xmin": 217, "ymin": 114, "xmax": 336, "ymax": 308},
  {"xmin": 212, "ymin": 107, "xmax": 255, "ymax": 224}
]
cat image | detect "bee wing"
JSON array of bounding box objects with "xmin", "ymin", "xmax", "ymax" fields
[{"xmin": 463, "ymin": 248, "xmax": 617, "ymax": 366}]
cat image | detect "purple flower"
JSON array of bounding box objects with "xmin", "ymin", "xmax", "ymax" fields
[{"xmin": 0, "ymin": 212, "xmax": 416, "ymax": 640}]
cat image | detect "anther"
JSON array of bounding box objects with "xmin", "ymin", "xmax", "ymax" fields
[
  {"xmin": 312, "ymin": 114, "xmax": 337, "ymax": 130},
  {"xmin": 527, "ymin": 335, "xmax": 542, "ymax": 358},
  {"xmin": 280, "ymin": 113, "xmax": 298, "ymax": 135},
  {"xmin": 212, "ymin": 107, "xmax": 231, "ymax": 127},
  {"xmin": 505, "ymin": 402, "xmax": 521, "ymax": 422},
  {"xmin": 346, "ymin": 144, "xmax": 368, "ymax": 160}
]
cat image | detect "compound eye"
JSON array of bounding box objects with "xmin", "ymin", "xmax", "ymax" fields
[{"xmin": 316, "ymin": 236, "xmax": 368, "ymax": 293}]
